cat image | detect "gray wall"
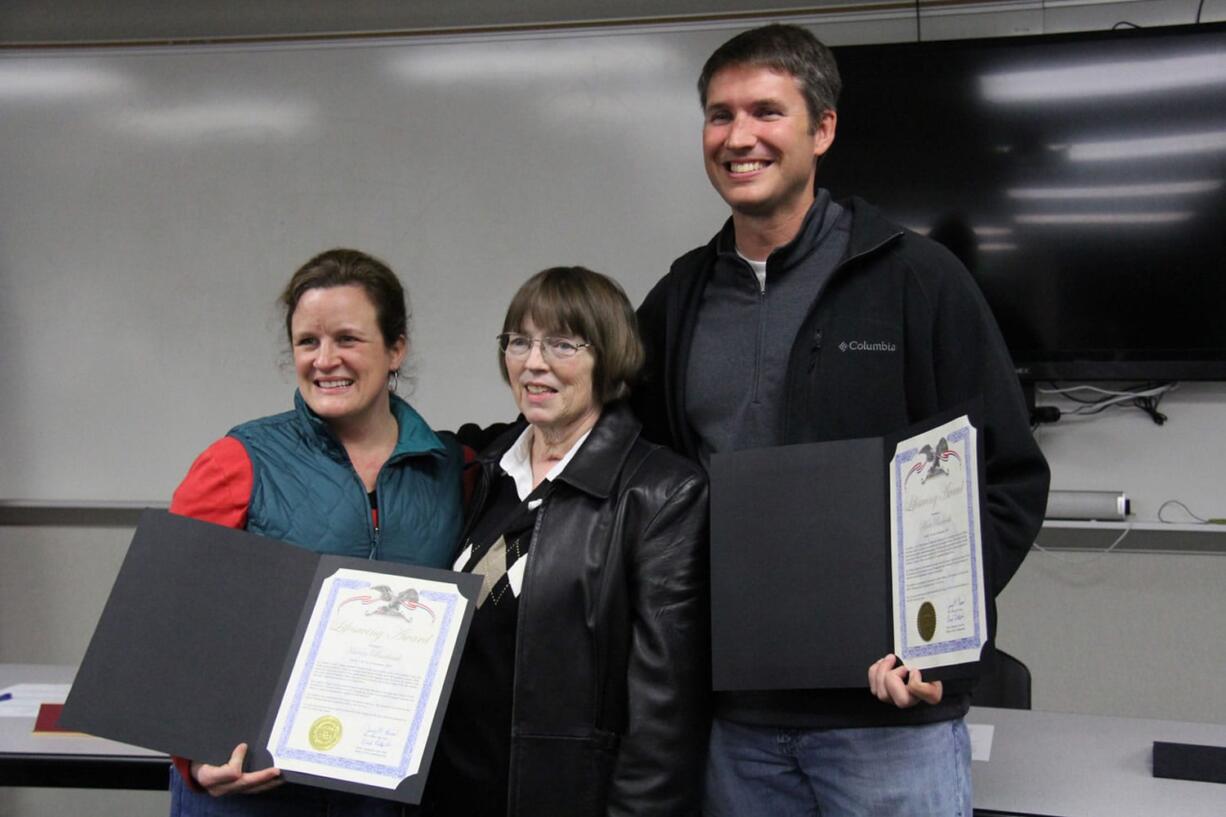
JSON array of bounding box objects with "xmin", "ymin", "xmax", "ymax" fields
[{"xmin": 2, "ymin": 1, "xmax": 1225, "ymax": 814}]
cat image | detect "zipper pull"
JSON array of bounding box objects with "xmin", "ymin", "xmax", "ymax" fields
[
  {"xmin": 809, "ymin": 330, "xmax": 823, "ymax": 371},
  {"xmin": 369, "ymin": 494, "xmax": 380, "ymax": 559}
]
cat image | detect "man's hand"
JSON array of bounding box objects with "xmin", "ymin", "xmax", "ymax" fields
[{"xmin": 868, "ymin": 654, "xmax": 943, "ymax": 708}]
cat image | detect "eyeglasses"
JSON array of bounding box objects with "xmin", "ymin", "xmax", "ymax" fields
[{"xmin": 497, "ymin": 333, "xmax": 593, "ymax": 361}]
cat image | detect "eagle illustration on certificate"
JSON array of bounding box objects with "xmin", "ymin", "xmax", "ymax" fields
[
  {"xmin": 889, "ymin": 415, "xmax": 986, "ymax": 670},
  {"xmin": 268, "ymin": 568, "xmax": 469, "ymax": 789}
]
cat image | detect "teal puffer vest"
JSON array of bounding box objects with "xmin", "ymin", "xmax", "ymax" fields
[{"xmin": 227, "ymin": 392, "xmax": 462, "ymax": 567}]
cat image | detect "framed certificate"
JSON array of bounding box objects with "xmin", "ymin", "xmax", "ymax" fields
[
  {"xmin": 60, "ymin": 510, "xmax": 480, "ymax": 804},
  {"xmin": 709, "ymin": 406, "xmax": 987, "ymax": 691}
]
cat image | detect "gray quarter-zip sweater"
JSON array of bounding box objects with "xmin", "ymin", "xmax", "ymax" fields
[{"xmin": 685, "ymin": 190, "xmax": 851, "ymax": 464}]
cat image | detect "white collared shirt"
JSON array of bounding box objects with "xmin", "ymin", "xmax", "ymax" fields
[{"xmin": 499, "ymin": 425, "xmax": 592, "ymax": 509}]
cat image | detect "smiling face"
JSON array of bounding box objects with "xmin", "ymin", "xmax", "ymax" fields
[
  {"xmin": 291, "ymin": 284, "xmax": 406, "ymax": 431},
  {"xmin": 702, "ymin": 63, "xmax": 836, "ymax": 222},
  {"xmin": 506, "ymin": 317, "xmax": 600, "ymax": 443}
]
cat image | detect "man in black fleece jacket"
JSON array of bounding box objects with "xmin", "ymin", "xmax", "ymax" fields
[{"xmin": 633, "ymin": 23, "xmax": 1049, "ymax": 817}]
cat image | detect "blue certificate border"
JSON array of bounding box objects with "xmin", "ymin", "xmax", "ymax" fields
[
  {"xmin": 893, "ymin": 425, "xmax": 984, "ymax": 660},
  {"xmin": 273, "ymin": 576, "xmax": 461, "ymax": 780}
]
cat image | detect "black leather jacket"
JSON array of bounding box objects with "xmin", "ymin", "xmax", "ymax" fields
[{"xmin": 463, "ymin": 401, "xmax": 710, "ymax": 817}]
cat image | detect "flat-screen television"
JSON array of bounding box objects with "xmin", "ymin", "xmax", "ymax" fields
[{"xmin": 822, "ymin": 23, "xmax": 1226, "ymax": 381}]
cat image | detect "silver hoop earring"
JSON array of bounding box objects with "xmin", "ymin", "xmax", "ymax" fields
[{"xmin": 388, "ymin": 371, "xmax": 400, "ymax": 393}]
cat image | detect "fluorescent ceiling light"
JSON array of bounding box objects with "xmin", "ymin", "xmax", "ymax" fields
[
  {"xmin": 390, "ymin": 40, "xmax": 679, "ymax": 84},
  {"xmin": 1015, "ymin": 212, "xmax": 1193, "ymax": 225},
  {"xmin": 905, "ymin": 225, "xmax": 1014, "ymax": 238},
  {"xmin": 0, "ymin": 61, "xmax": 128, "ymax": 99},
  {"xmin": 541, "ymin": 88, "xmax": 694, "ymax": 125},
  {"xmin": 1064, "ymin": 130, "xmax": 1226, "ymax": 161},
  {"xmin": 113, "ymin": 100, "xmax": 316, "ymax": 141},
  {"xmin": 980, "ymin": 242, "xmax": 1018, "ymax": 252},
  {"xmin": 1007, "ymin": 180, "xmax": 1222, "ymax": 199},
  {"xmin": 981, "ymin": 53, "xmax": 1226, "ymax": 102},
  {"xmin": 905, "ymin": 225, "xmax": 1015, "ymax": 238}
]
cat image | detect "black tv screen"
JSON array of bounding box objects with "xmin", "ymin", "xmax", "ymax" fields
[{"xmin": 822, "ymin": 23, "xmax": 1226, "ymax": 381}]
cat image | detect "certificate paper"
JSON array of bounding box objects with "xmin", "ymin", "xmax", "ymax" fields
[
  {"xmin": 269, "ymin": 568, "xmax": 469, "ymax": 789},
  {"xmin": 61, "ymin": 511, "xmax": 479, "ymax": 804},
  {"xmin": 890, "ymin": 415, "xmax": 987, "ymax": 670}
]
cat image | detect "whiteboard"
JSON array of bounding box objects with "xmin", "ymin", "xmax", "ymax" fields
[{"xmin": 1, "ymin": 17, "xmax": 920, "ymax": 502}]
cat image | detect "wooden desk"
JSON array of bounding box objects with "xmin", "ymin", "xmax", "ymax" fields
[
  {"xmin": 0, "ymin": 665, "xmax": 168, "ymax": 790},
  {"xmin": 970, "ymin": 706, "xmax": 1226, "ymax": 816}
]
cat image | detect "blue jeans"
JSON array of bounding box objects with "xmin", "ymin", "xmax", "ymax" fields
[{"xmin": 704, "ymin": 717, "xmax": 972, "ymax": 817}]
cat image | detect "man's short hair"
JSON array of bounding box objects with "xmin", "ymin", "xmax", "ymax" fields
[{"xmin": 698, "ymin": 23, "xmax": 842, "ymax": 131}]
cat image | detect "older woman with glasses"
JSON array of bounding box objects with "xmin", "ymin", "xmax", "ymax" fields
[{"xmin": 424, "ymin": 266, "xmax": 710, "ymax": 817}]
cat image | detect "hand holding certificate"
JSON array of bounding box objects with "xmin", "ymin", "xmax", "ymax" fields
[
  {"xmin": 61, "ymin": 510, "xmax": 480, "ymax": 804},
  {"xmin": 269, "ymin": 568, "xmax": 468, "ymax": 789},
  {"xmin": 709, "ymin": 409, "xmax": 987, "ymax": 691}
]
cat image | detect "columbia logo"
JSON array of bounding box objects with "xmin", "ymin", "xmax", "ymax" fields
[{"xmin": 839, "ymin": 340, "xmax": 898, "ymax": 352}]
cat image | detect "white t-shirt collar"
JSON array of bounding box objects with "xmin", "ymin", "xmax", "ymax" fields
[{"xmin": 737, "ymin": 249, "xmax": 768, "ymax": 292}]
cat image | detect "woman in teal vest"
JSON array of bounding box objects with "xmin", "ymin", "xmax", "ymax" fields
[{"xmin": 167, "ymin": 248, "xmax": 464, "ymax": 816}]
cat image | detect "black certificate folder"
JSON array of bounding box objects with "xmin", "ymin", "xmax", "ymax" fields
[
  {"xmin": 710, "ymin": 438, "xmax": 892, "ymax": 691},
  {"xmin": 60, "ymin": 509, "xmax": 481, "ymax": 804}
]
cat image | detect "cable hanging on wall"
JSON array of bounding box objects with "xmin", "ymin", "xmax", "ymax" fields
[{"xmin": 1036, "ymin": 382, "xmax": 1178, "ymax": 426}]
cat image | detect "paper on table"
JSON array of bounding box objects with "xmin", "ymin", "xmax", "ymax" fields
[
  {"xmin": 0, "ymin": 683, "xmax": 71, "ymax": 718},
  {"xmin": 968, "ymin": 722, "xmax": 995, "ymax": 762},
  {"xmin": 268, "ymin": 568, "xmax": 470, "ymax": 789}
]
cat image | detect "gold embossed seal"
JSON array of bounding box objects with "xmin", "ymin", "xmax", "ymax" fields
[
  {"xmin": 917, "ymin": 601, "xmax": 937, "ymax": 642},
  {"xmin": 309, "ymin": 715, "xmax": 343, "ymax": 751}
]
